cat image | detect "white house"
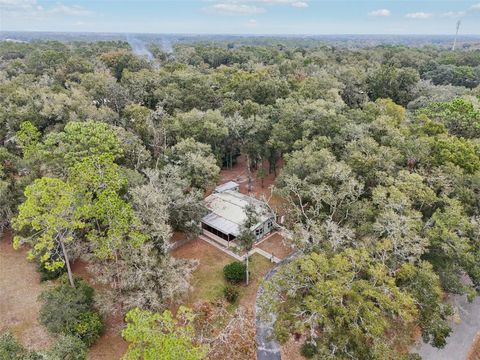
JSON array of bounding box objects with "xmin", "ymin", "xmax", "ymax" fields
[{"xmin": 201, "ymin": 181, "xmax": 275, "ymax": 246}]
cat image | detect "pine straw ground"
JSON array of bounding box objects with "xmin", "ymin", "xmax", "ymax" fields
[{"xmin": 0, "ymin": 231, "xmax": 53, "ymax": 351}]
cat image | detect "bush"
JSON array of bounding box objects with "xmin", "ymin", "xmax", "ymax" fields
[
  {"xmin": 70, "ymin": 311, "xmax": 104, "ymax": 346},
  {"xmin": 39, "ymin": 275, "xmax": 102, "ymax": 346},
  {"xmin": 300, "ymin": 341, "xmax": 318, "ymax": 358},
  {"xmin": 223, "ymin": 261, "xmax": 247, "ymax": 283},
  {"xmin": 223, "ymin": 284, "xmax": 239, "ymax": 303},
  {"xmin": 0, "ymin": 332, "xmax": 41, "ymax": 360},
  {"xmin": 46, "ymin": 335, "xmax": 88, "ymax": 360}
]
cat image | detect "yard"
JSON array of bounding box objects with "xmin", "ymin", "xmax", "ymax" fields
[
  {"xmin": 0, "ymin": 231, "xmax": 53, "ymax": 351},
  {"xmin": 171, "ymin": 237, "xmax": 274, "ymax": 309}
]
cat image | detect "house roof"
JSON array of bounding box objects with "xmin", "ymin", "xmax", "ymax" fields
[
  {"xmin": 201, "ymin": 190, "xmax": 272, "ymax": 236},
  {"xmin": 214, "ymin": 181, "xmax": 239, "ymax": 193}
]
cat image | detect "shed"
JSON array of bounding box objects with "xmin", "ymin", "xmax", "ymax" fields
[{"xmin": 214, "ymin": 181, "xmax": 240, "ymax": 193}]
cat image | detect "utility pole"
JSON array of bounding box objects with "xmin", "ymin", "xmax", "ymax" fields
[{"xmin": 452, "ymin": 20, "xmax": 461, "ymax": 51}]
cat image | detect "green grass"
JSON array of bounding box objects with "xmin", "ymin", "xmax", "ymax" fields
[{"xmin": 190, "ymin": 252, "xmax": 273, "ymax": 304}]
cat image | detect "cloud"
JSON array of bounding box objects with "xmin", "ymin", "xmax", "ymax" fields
[
  {"xmin": 291, "ymin": 2, "xmax": 308, "ymax": 8},
  {"xmin": 472, "ymin": 3, "xmax": 480, "ymax": 10},
  {"xmin": 50, "ymin": 4, "xmax": 94, "ymax": 16},
  {"xmin": 219, "ymin": 0, "xmax": 309, "ymax": 8},
  {"xmin": 246, "ymin": 18, "xmax": 258, "ymax": 27},
  {"xmin": 368, "ymin": 9, "xmax": 390, "ymax": 17},
  {"xmin": 206, "ymin": 3, "xmax": 266, "ymax": 15},
  {"xmin": 0, "ymin": 0, "xmax": 93, "ymax": 18},
  {"xmin": 440, "ymin": 11, "xmax": 465, "ymax": 18},
  {"xmin": 405, "ymin": 12, "xmax": 433, "ymax": 19}
]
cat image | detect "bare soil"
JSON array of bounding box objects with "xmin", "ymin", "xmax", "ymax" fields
[
  {"xmin": 281, "ymin": 336, "xmax": 306, "ymax": 360},
  {"xmin": 256, "ymin": 233, "xmax": 294, "ymax": 260},
  {"xmin": 172, "ymin": 237, "xmax": 234, "ymax": 304},
  {"xmin": 220, "ymin": 155, "xmax": 285, "ymax": 213},
  {"xmin": 0, "ymin": 231, "xmax": 53, "ymax": 350},
  {"xmin": 468, "ymin": 333, "xmax": 480, "ymax": 360}
]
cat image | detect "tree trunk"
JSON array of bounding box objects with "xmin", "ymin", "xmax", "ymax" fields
[
  {"xmin": 246, "ymin": 155, "xmax": 252, "ymax": 193},
  {"xmin": 246, "ymin": 255, "xmax": 249, "ymax": 286},
  {"xmin": 59, "ymin": 239, "xmax": 75, "ymax": 288}
]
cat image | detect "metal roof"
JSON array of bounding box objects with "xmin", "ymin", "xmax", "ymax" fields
[
  {"xmin": 201, "ymin": 190, "xmax": 272, "ymax": 236},
  {"xmin": 202, "ymin": 212, "xmax": 240, "ymax": 236},
  {"xmin": 214, "ymin": 181, "xmax": 239, "ymax": 193}
]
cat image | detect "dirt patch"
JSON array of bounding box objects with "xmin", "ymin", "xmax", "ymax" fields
[
  {"xmin": 172, "ymin": 237, "xmax": 235, "ymax": 304},
  {"xmin": 468, "ymin": 333, "xmax": 480, "ymax": 360},
  {"xmin": 71, "ymin": 260, "xmax": 128, "ymax": 360},
  {"xmin": 0, "ymin": 231, "xmax": 53, "ymax": 350},
  {"xmin": 87, "ymin": 311, "xmax": 127, "ymax": 360},
  {"xmin": 281, "ymin": 335, "xmax": 306, "ymax": 360},
  {"xmin": 220, "ymin": 155, "xmax": 285, "ymax": 213},
  {"xmin": 256, "ymin": 233, "xmax": 294, "ymax": 260}
]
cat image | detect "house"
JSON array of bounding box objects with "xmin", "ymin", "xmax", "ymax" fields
[{"xmin": 201, "ymin": 181, "xmax": 275, "ymax": 246}]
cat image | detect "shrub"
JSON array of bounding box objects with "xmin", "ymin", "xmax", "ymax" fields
[
  {"xmin": 69, "ymin": 311, "xmax": 104, "ymax": 346},
  {"xmin": 223, "ymin": 261, "xmax": 247, "ymax": 283},
  {"xmin": 223, "ymin": 284, "xmax": 239, "ymax": 303},
  {"xmin": 46, "ymin": 335, "xmax": 88, "ymax": 360},
  {"xmin": 0, "ymin": 332, "xmax": 41, "ymax": 360},
  {"xmin": 300, "ymin": 341, "xmax": 318, "ymax": 358},
  {"xmin": 39, "ymin": 276, "xmax": 93, "ymax": 335},
  {"xmin": 39, "ymin": 275, "xmax": 102, "ymax": 346}
]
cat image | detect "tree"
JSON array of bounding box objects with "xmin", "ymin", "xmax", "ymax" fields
[
  {"xmin": 257, "ymin": 167, "xmax": 267, "ymax": 188},
  {"xmin": 41, "ymin": 121, "xmax": 124, "ymax": 172},
  {"xmin": 367, "ymin": 65, "xmax": 420, "ymax": 106},
  {"xmin": 164, "ymin": 138, "xmax": 220, "ymax": 190},
  {"xmin": 236, "ymin": 204, "xmax": 258, "ymax": 285},
  {"xmin": 164, "ymin": 109, "xmax": 228, "ymax": 161},
  {"xmin": 422, "ymin": 98, "xmax": 480, "ymax": 139},
  {"xmin": 13, "ymin": 177, "xmax": 85, "ymax": 287},
  {"xmin": 68, "ymin": 154, "xmax": 146, "ymax": 261},
  {"xmin": 122, "ymin": 307, "xmax": 208, "ymax": 360},
  {"xmin": 90, "ymin": 242, "xmax": 196, "ymax": 312},
  {"xmin": 99, "ymin": 50, "xmax": 150, "ymax": 81},
  {"xmin": 276, "ymin": 145, "xmax": 363, "ymax": 236},
  {"xmin": 260, "ymin": 249, "xmax": 417, "ymax": 359},
  {"xmin": 131, "ymin": 167, "xmax": 206, "ymax": 249},
  {"xmin": 371, "ymin": 183, "xmax": 428, "ymax": 272},
  {"xmin": 432, "ymin": 135, "xmax": 480, "ymax": 174},
  {"xmin": 425, "ymin": 199, "xmax": 479, "ymax": 297},
  {"xmin": 397, "ymin": 262, "xmax": 453, "ymax": 348}
]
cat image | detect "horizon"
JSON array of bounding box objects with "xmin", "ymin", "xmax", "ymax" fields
[{"xmin": 3, "ymin": 30, "xmax": 480, "ymax": 37}]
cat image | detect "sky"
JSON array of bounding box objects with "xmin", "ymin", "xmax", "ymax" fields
[{"xmin": 1, "ymin": 0, "xmax": 480, "ymax": 35}]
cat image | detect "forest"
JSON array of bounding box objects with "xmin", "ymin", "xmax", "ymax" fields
[{"xmin": 1, "ymin": 37, "xmax": 480, "ymax": 360}]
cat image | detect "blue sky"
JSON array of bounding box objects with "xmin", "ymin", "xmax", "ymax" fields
[{"xmin": 1, "ymin": 0, "xmax": 479, "ymax": 34}]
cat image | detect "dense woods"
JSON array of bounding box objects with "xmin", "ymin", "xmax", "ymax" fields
[{"xmin": 1, "ymin": 38, "xmax": 480, "ymax": 359}]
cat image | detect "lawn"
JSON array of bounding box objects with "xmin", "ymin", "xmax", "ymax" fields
[{"xmin": 172, "ymin": 238, "xmax": 274, "ymax": 308}]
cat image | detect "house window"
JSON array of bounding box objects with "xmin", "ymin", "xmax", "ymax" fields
[{"xmin": 255, "ymin": 227, "xmax": 264, "ymax": 237}]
